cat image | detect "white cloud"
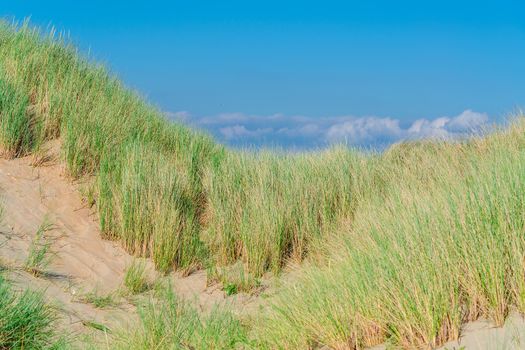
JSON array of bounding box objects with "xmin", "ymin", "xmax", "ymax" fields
[
  {"xmin": 406, "ymin": 110, "xmax": 488, "ymax": 139},
  {"xmin": 166, "ymin": 110, "xmax": 490, "ymax": 149},
  {"xmin": 278, "ymin": 123, "xmax": 320, "ymax": 137},
  {"xmin": 407, "ymin": 117, "xmax": 451, "ymax": 138},
  {"xmin": 326, "ymin": 117, "xmax": 403, "ymax": 144},
  {"xmin": 447, "ymin": 109, "xmax": 488, "ymax": 132},
  {"xmin": 219, "ymin": 125, "xmax": 272, "ymax": 139},
  {"xmin": 325, "ymin": 111, "xmax": 489, "ymax": 145}
]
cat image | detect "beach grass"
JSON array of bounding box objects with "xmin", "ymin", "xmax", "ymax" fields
[
  {"xmin": 123, "ymin": 259, "xmax": 150, "ymax": 295},
  {"xmin": 0, "ymin": 20, "xmax": 368, "ymax": 278},
  {"xmin": 0, "ymin": 276, "xmax": 66, "ymax": 349},
  {"xmin": 115, "ymin": 285, "xmax": 248, "ymax": 350},
  {"xmin": 24, "ymin": 217, "xmax": 54, "ymax": 276},
  {"xmin": 0, "ymin": 73, "xmax": 33, "ymax": 158},
  {"xmin": 4, "ymin": 19, "xmax": 525, "ymax": 349},
  {"xmin": 254, "ymin": 125, "xmax": 525, "ymax": 349}
]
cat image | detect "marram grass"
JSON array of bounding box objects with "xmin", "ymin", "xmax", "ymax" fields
[
  {"xmin": 254, "ymin": 126, "xmax": 525, "ymax": 349},
  {"xmin": 0, "ymin": 74, "xmax": 33, "ymax": 158},
  {"xmin": 203, "ymin": 147, "xmax": 369, "ymax": 276},
  {"xmin": 0, "ymin": 275, "xmax": 66, "ymax": 349},
  {"xmin": 3, "ymin": 19, "xmax": 525, "ymax": 349},
  {"xmin": 115, "ymin": 285, "xmax": 248, "ymax": 350},
  {"xmin": 0, "ymin": 20, "xmax": 367, "ymax": 278}
]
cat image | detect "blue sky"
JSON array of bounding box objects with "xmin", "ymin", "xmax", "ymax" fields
[{"xmin": 3, "ymin": 1, "xmax": 525, "ymax": 148}]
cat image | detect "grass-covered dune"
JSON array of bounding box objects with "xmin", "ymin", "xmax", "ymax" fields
[
  {"xmin": 3, "ymin": 20, "xmax": 525, "ymax": 349},
  {"xmin": 255, "ymin": 130, "xmax": 525, "ymax": 348},
  {"xmin": 0, "ymin": 21, "xmax": 368, "ymax": 278}
]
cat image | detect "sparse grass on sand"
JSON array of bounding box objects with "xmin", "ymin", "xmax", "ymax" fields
[
  {"xmin": 123, "ymin": 259, "xmax": 150, "ymax": 295},
  {"xmin": 0, "ymin": 275, "xmax": 66, "ymax": 349},
  {"xmin": 208, "ymin": 261, "xmax": 262, "ymax": 295},
  {"xmin": 79, "ymin": 290, "xmax": 118, "ymax": 309},
  {"xmin": 0, "ymin": 205, "xmax": 65, "ymax": 349},
  {"xmin": 24, "ymin": 217, "xmax": 54, "ymax": 276},
  {"xmin": 115, "ymin": 284, "xmax": 248, "ymax": 350},
  {"xmin": 5, "ymin": 19, "xmax": 525, "ymax": 349}
]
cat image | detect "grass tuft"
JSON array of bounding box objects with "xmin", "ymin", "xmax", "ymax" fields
[
  {"xmin": 0, "ymin": 74, "xmax": 34, "ymax": 158},
  {"xmin": 0, "ymin": 274, "xmax": 65, "ymax": 349},
  {"xmin": 123, "ymin": 259, "xmax": 150, "ymax": 295},
  {"xmin": 24, "ymin": 218, "xmax": 54, "ymax": 276},
  {"xmin": 79, "ymin": 290, "xmax": 118, "ymax": 309},
  {"xmin": 208, "ymin": 261, "xmax": 262, "ymax": 295},
  {"xmin": 116, "ymin": 285, "xmax": 248, "ymax": 349}
]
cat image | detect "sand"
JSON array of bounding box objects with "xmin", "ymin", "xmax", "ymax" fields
[
  {"xmin": 366, "ymin": 314, "xmax": 525, "ymax": 350},
  {"xmin": 437, "ymin": 313, "xmax": 525, "ymax": 350}
]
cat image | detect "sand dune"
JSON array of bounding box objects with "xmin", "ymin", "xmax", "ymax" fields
[{"xmin": 0, "ymin": 142, "xmax": 258, "ymax": 343}]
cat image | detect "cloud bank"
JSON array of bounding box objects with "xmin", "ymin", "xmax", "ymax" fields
[{"xmin": 166, "ymin": 110, "xmax": 489, "ymax": 149}]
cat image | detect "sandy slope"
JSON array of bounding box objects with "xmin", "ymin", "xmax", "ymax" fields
[
  {"xmin": 0, "ymin": 146, "xmax": 132, "ymax": 337},
  {"xmin": 437, "ymin": 313, "xmax": 525, "ymax": 350},
  {"xmin": 0, "ymin": 151, "xmax": 132, "ymax": 292},
  {"xmin": 0, "ymin": 143, "xmax": 258, "ymax": 343},
  {"xmin": 367, "ymin": 313, "xmax": 525, "ymax": 349}
]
